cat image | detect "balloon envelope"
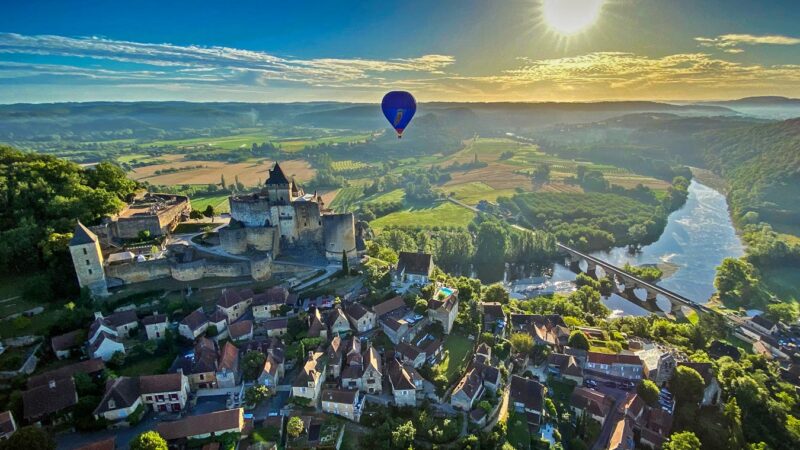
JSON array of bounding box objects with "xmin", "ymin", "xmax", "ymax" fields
[{"xmin": 381, "ymin": 91, "xmax": 417, "ymax": 138}]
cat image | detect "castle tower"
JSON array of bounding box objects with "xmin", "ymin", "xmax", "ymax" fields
[
  {"xmin": 265, "ymin": 162, "xmax": 292, "ymax": 203},
  {"xmin": 69, "ymin": 221, "xmax": 108, "ymax": 295}
]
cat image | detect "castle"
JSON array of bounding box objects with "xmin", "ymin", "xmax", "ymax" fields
[{"xmin": 69, "ymin": 163, "xmax": 361, "ymax": 296}]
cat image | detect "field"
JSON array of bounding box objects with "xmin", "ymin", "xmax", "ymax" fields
[
  {"xmin": 761, "ymin": 267, "xmax": 800, "ymax": 303},
  {"xmin": 331, "ymin": 160, "xmax": 372, "ymax": 172},
  {"xmin": 189, "ymin": 194, "xmax": 230, "ymax": 214},
  {"xmin": 434, "ymin": 332, "xmax": 474, "ymax": 383},
  {"xmin": 369, "ymin": 202, "xmax": 475, "ymax": 231},
  {"xmin": 442, "ymin": 182, "xmax": 517, "ymax": 205},
  {"xmin": 129, "ymin": 158, "xmax": 314, "ymax": 186},
  {"xmin": 365, "ymin": 188, "xmax": 405, "ymax": 204}
]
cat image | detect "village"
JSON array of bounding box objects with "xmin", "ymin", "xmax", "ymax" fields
[{"xmin": 5, "ymin": 239, "xmax": 796, "ymax": 450}]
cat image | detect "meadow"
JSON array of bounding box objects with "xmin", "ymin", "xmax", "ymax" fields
[
  {"xmin": 129, "ymin": 158, "xmax": 315, "ymax": 186},
  {"xmin": 369, "ymin": 202, "xmax": 475, "ymax": 231}
]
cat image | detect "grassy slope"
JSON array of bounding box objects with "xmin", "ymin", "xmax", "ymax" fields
[{"xmin": 369, "ymin": 202, "xmax": 475, "ymax": 232}]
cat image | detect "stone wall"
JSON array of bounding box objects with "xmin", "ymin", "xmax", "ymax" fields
[
  {"xmin": 230, "ymin": 195, "xmax": 271, "ymax": 227},
  {"xmin": 322, "ymin": 213, "xmax": 357, "ymax": 260},
  {"xmin": 250, "ymin": 254, "xmax": 272, "ymax": 281},
  {"xmin": 219, "ymin": 227, "xmax": 248, "ymax": 254},
  {"xmin": 106, "ymin": 259, "xmax": 172, "ymax": 284}
]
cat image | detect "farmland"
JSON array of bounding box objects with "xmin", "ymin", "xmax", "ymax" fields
[
  {"xmin": 129, "ymin": 158, "xmax": 315, "ymax": 186},
  {"xmin": 369, "ymin": 202, "xmax": 475, "ymax": 231}
]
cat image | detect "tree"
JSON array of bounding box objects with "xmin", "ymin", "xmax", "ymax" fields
[
  {"xmin": 637, "ymin": 380, "xmax": 660, "ymax": 406},
  {"xmin": 189, "ymin": 209, "xmax": 204, "ymax": 220},
  {"xmin": 544, "ymin": 398, "xmax": 557, "ymax": 418},
  {"xmin": 137, "ymin": 229, "xmax": 151, "ymax": 241},
  {"xmin": 242, "ymin": 350, "xmax": 267, "ymax": 381},
  {"xmin": 245, "ymin": 385, "xmax": 272, "ymax": 406},
  {"xmin": 341, "ymin": 249, "xmax": 349, "ymax": 275},
  {"xmin": 287, "ymin": 416, "xmax": 304, "ymax": 439},
  {"xmin": 474, "ymin": 221, "xmax": 508, "ymax": 282},
  {"xmin": 567, "ymin": 330, "xmax": 590, "ymax": 350},
  {"xmin": 670, "ymin": 365, "xmax": 705, "ymax": 406},
  {"xmin": 663, "ymin": 431, "xmax": 701, "ymax": 450},
  {"xmin": 509, "ymin": 333, "xmax": 534, "ymax": 354},
  {"xmin": 129, "ymin": 431, "xmax": 167, "ymax": 450},
  {"xmin": 414, "ymin": 298, "xmax": 429, "ymax": 314},
  {"xmin": 220, "ymin": 174, "xmax": 227, "ymax": 190},
  {"xmin": 627, "ymin": 224, "xmax": 648, "ymax": 250},
  {"xmin": 765, "ymin": 303, "xmax": 798, "ymax": 324},
  {"xmin": 203, "ymin": 204, "xmax": 216, "ymax": 219},
  {"xmin": 0, "ymin": 426, "xmax": 56, "ymax": 450},
  {"xmin": 391, "ymin": 420, "xmax": 416, "ymax": 449},
  {"xmin": 483, "ymin": 283, "xmax": 509, "ymax": 304},
  {"xmin": 714, "ymin": 257, "xmax": 760, "ymax": 307},
  {"xmin": 109, "ymin": 350, "xmax": 126, "ymax": 368}
]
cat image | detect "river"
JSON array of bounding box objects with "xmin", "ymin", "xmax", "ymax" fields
[{"xmin": 513, "ymin": 181, "xmax": 745, "ymax": 317}]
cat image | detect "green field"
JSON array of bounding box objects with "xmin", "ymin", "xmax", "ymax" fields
[
  {"xmin": 190, "ymin": 194, "xmax": 230, "ymax": 213},
  {"xmin": 365, "ymin": 188, "xmax": 405, "ymax": 204},
  {"xmin": 329, "ymin": 186, "xmax": 365, "ymax": 212},
  {"xmin": 434, "ymin": 332, "xmax": 474, "ymax": 383},
  {"xmin": 761, "ymin": 266, "xmax": 800, "ymax": 303},
  {"xmin": 330, "ymin": 160, "xmax": 372, "ymax": 172},
  {"xmin": 369, "ymin": 202, "xmax": 475, "ymax": 232},
  {"xmin": 118, "ymin": 352, "xmax": 177, "ymax": 377},
  {"xmin": 443, "ymin": 182, "xmax": 516, "ymax": 205}
]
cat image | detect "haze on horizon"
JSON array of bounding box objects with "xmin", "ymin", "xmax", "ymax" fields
[{"xmin": 1, "ymin": 0, "xmax": 800, "ymax": 104}]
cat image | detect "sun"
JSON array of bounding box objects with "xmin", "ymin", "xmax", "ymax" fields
[{"xmin": 542, "ymin": 0, "xmax": 605, "ymax": 35}]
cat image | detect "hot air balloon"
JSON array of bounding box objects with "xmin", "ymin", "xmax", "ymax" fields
[{"xmin": 381, "ymin": 91, "xmax": 417, "ymax": 138}]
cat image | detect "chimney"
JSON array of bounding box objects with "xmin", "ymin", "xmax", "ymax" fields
[
  {"xmin": 94, "ymin": 311, "xmax": 104, "ymax": 320},
  {"xmin": 48, "ymin": 379, "xmax": 56, "ymax": 389}
]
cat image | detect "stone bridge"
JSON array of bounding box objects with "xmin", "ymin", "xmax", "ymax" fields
[{"xmin": 558, "ymin": 243, "xmax": 713, "ymax": 319}]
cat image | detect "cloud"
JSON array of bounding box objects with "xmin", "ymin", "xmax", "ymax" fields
[
  {"xmin": 695, "ymin": 33, "xmax": 800, "ymax": 53},
  {"xmin": 0, "ymin": 33, "xmax": 455, "ymax": 85},
  {"xmin": 0, "ymin": 33, "xmax": 799, "ymax": 101}
]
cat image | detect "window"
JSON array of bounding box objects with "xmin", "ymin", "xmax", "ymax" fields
[
  {"xmin": 86, "ymin": 260, "xmax": 91, "ymax": 265},
  {"xmin": 88, "ymin": 269, "xmax": 93, "ymax": 275},
  {"xmin": 83, "ymin": 248, "xmax": 87, "ymax": 255}
]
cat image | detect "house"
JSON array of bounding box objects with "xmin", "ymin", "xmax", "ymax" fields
[
  {"xmin": 474, "ymin": 360, "xmax": 501, "ymax": 393},
  {"xmin": 481, "ymin": 302, "xmax": 507, "ymax": 337},
  {"xmin": 27, "ymin": 359, "xmax": 106, "ymax": 389},
  {"xmin": 394, "ymin": 342, "xmax": 426, "ymax": 368},
  {"xmin": 0, "ymin": 411, "xmax": 16, "ymax": 440},
  {"xmin": 386, "ymin": 358, "xmax": 423, "ymax": 407},
  {"xmin": 253, "ymin": 287, "xmax": 295, "ymax": 322},
  {"xmin": 326, "ymin": 307, "xmax": 352, "ymax": 337},
  {"xmin": 616, "ymin": 393, "xmax": 674, "ymax": 449},
  {"xmin": 142, "ymin": 313, "xmax": 169, "ymax": 340},
  {"xmin": 510, "ymin": 314, "xmax": 570, "ymax": 349},
  {"xmin": 509, "ymin": 375, "xmax": 546, "ymax": 426},
  {"xmin": 677, "ymin": 362, "xmax": 721, "ymax": 406},
  {"xmin": 217, "ymin": 288, "xmax": 254, "ymax": 323},
  {"xmin": 185, "ymin": 337, "xmax": 220, "ymax": 390},
  {"xmin": 157, "ymin": 408, "xmax": 244, "ymax": 443},
  {"xmin": 90, "ymin": 331, "xmax": 125, "ymax": 362},
  {"xmin": 607, "ymin": 417, "xmax": 636, "ymax": 450},
  {"xmin": 229, "ymin": 320, "xmax": 254, "ymax": 342},
  {"xmin": 747, "ymin": 314, "xmax": 778, "ymax": 335},
  {"xmin": 341, "ymin": 338, "xmax": 364, "ymax": 390},
  {"xmin": 546, "ymin": 353, "xmax": 584, "ymax": 384},
  {"xmin": 207, "ymin": 310, "xmax": 229, "ymax": 340},
  {"xmin": 344, "ymin": 303, "xmax": 376, "ymax": 333},
  {"xmin": 631, "ymin": 341, "xmax": 678, "ymax": 386},
  {"xmin": 451, "ymin": 368, "xmax": 485, "ymax": 411},
  {"xmin": 374, "ymin": 296, "xmax": 427, "ymax": 345},
  {"xmin": 321, "ymin": 389, "xmax": 363, "ymax": 422},
  {"xmin": 373, "ymin": 296, "xmax": 407, "ymax": 318},
  {"xmin": 217, "ymin": 342, "xmax": 240, "ymax": 388},
  {"xmin": 326, "ymin": 336, "xmax": 344, "ymax": 379},
  {"xmin": 754, "ymin": 335, "xmax": 790, "ymax": 360},
  {"xmin": 708, "ymin": 340, "xmax": 741, "ymax": 361},
  {"xmin": 258, "ymin": 354, "xmax": 285, "ymax": 388},
  {"xmin": 307, "ymin": 307, "xmax": 328, "ymax": 339},
  {"xmin": 292, "ymin": 351, "xmax": 327, "ymax": 404},
  {"xmin": 22, "ymin": 377, "xmax": 78, "ymax": 424},
  {"xmin": 427, "ymin": 286, "xmax": 459, "ymax": 334},
  {"xmin": 140, "ymin": 372, "xmax": 190, "ymax": 412},
  {"xmin": 361, "ymin": 346, "xmax": 383, "ymax": 394},
  {"xmin": 264, "ymin": 317, "xmax": 288, "ymax": 337},
  {"xmin": 51, "ymin": 330, "xmax": 83, "ymax": 359},
  {"xmin": 179, "ymin": 308, "xmax": 210, "ymax": 340},
  {"xmin": 585, "ymin": 352, "xmax": 644, "ymax": 383},
  {"xmin": 101, "ymin": 310, "xmax": 139, "ymax": 338},
  {"xmin": 393, "ymin": 252, "xmax": 434, "ymax": 285},
  {"xmin": 422, "ymin": 337, "xmax": 444, "ymax": 364},
  {"xmin": 93, "ymin": 376, "xmax": 142, "ymax": 425},
  {"xmin": 570, "ymin": 387, "xmax": 614, "ymax": 425}
]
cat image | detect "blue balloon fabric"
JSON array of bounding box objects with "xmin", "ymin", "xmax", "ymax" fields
[{"xmin": 381, "ymin": 91, "xmax": 417, "ymax": 138}]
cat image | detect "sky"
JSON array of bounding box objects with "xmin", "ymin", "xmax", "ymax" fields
[{"xmin": 1, "ymin": 0, "xmax": 799, "ymax": 103}]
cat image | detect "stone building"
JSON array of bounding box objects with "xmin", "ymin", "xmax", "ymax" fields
[{"xmin": 69, "ymin": 222, "xmax": 108, "ymax": 295}]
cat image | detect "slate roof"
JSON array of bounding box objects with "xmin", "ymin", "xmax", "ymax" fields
[
  {"xmin": 70, "ymin": 221, "xmax": 98, "ymax": 245},
  {"xmin": 266, "ymin": 162, "xmax": 290, "ymax": 185},
  {"xmin": 570, "ymin": 387, "xmax": 614, "ymax": 418},
  {"xmin": 750, "ymin": 314, "xmax": 777, "ymax": 330},
  {"xmin": 509, "ymin": 375, "xmax": 544, "ymax": 412},
  {"xmin": 180, "ymin": 308, "xmax": 209, "ymax": 332},
  {"xmin": 23, "ymin": 377, "xmax": 78, "ymax": 420},
  {"xmin": 253, "ymin": 286, "xmax": 293, "ymax": 306},
  {"xmin": 157, "ymin": 408, "xmax": 243, "ymax": 441},
  {"xmin": 51, "ymin": 330, "xmax": 83, "ymax": 352},
  {"xmin": 229, "ymin": 320, "xmax": 253, "ymax": 340},
  {"xmin": 395, "ymin": 342, "xmax": 423, "ymax": 361},
  {"xmin": 140, "ymin": 373, "xmax": 185, "ymax": 394},
  {"xmin": 345, "ymin": 303, "xmax": 371, "ymax": 321},
  {"xmin": 293, "ymin": 352, "xmax": 326, "ymax": 387},
  {"xmin": 192, "ymin": 337, "xmax": 219, "ymax": 373},
  {"xmin": 452, "ymin": 368, "xmax": 484, "ymax": 401},
  {"xmin": 94, "ymin": 376, "xmax": 140, "ymax": 415},
  {"xmin": 325, "ymin": 307, "xmax": 349, "ymax": 329},
  {"xmin": 372, "ymin": 296, "xmax": 406, "ymax": 317},
  {"xmin": 219, "ymin": 289, "xmax": 248, "ymax": 309},
  {"xmin": 27, "ymin": 359, "xmax": 106, "ymax": 389},
  {"xmin": 396, "ymin": 252, "xmax": 433, "ymax": 276},
  {"xmin": 546, "ymin": 353, "xmax": 583, "ymax": 377},
  {"xmin": 142, "ymin": 313, "xmax": 168, "ymax": 326},
  {"xmin": 105, "ymin": 310, "xmax": 138, "ymax": 328},
  {"xmin": 387, "ymin": 358, "xmax": 417, "ymax": 391},
  {"xmin": 265, "ymin": 317, "xmax": 289, "ymax": 331},
  {"xmin": 321, "ymin": 389, "xmax": 358, "ymax": 405}
]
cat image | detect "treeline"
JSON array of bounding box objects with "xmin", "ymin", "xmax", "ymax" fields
[
  {"xmin": 369, "ymin": 217, "xmax": 559, "ymax": 282},
  {"xmin": 362, "ymin": 167, "xmax": 451, "ymax": 204},
  {"xmin": 0, "ymin": 146, "xmax": 138, "ymax": 299},
  {"xmin": 499, "ymin": 176, "xmax": 689, "ymax": 251}
]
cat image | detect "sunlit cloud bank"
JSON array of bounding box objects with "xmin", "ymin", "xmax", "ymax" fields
[{"xmin": 1, "ymin": 33, "xmax": 799, "ymax": 102}]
